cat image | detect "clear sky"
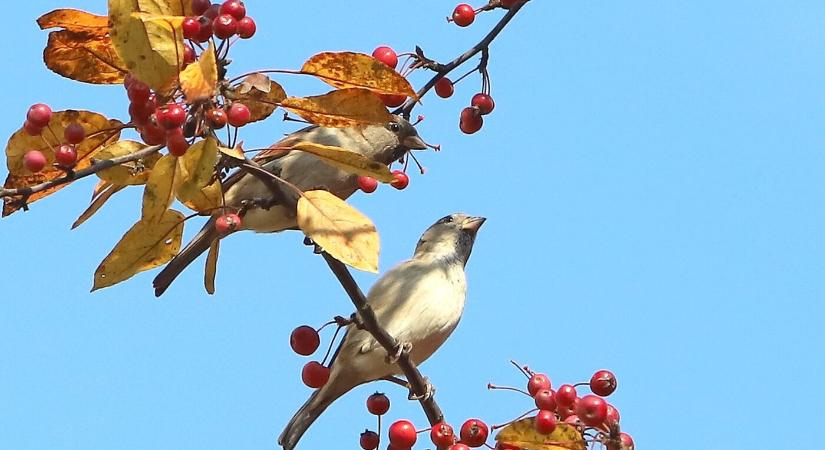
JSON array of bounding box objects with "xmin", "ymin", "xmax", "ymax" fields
[{"xmin": 2, "ymin": 1, "xmax": 824, "ymax": 449}]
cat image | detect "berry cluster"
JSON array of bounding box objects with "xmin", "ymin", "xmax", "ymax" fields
[
  {"xmin": 356, "ymin": 170, "xmax": 410, "ymax": 194},
  {"xmin": 289, "ymin": 325, "xmax": 330, "ymax": 388},
  {"xmin": 21, "ymin": 103, "xmax": 85, "ymax": 172},
  {"xmin": 182, "ymin": 0, "xmax": 256, "ymax": 43}
]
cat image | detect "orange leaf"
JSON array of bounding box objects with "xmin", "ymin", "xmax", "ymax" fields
[
  {"xmin": 180, "ymin": 41, "xmax": 218, "ymax": 102},
  {"xmin": 224, "ymin": 74, "xmax": 287, "ymax": 123},
  {"xmin": 280, "ymin": 88, "xmax": 392, "ymax": 127},
  {"xmin": 38, "ymin": 9, "xmax": 110, "ymax": 36},
  {"xmin": 43, "ymin": 30, "xmax": 128, "ymax": 85},
  {"xmin": 301, "ymin": 52, "xmax": 416, "ymax": 99}
]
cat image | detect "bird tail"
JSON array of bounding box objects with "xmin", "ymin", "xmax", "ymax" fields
[
  {"xmin": 153, "ymin": 218, "xmax": 218, "ymax": 297},
  {"xmin": 278, "ymin": 376, "xmax": 352, "ymax": 450}
]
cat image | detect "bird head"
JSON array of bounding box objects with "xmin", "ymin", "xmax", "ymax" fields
[
  {"xmin": 414, "ymin": 213, "xmax": 486, "ymax": 266},
  {"xmin": 362, "ymin": 114, "xmax": 427, "ymax": 164}
]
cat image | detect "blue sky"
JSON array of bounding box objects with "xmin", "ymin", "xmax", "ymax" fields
[{"xmin": 2, "ymin": 1, "xmax": 824, "ymax": 449}]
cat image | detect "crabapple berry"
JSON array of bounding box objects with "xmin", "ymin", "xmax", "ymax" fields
[
  {"xmin": 156, "ymin": 103, "xmax": 187, "ymax": 130},
  {"xmin": 366, "ymin": 392, "xmax": 390, "ymax": 415},
  {"xmin": 127, "ymin": 82, "xmax": 150, "ymax": 104},
  {"xmin": 182, "ymin": 16, "xmax": 201, "ymax": 39},
  {"xmin": 203, "ymin": 3, "xmax": 221, "ymax": 20},
  {"xmin": 301, "ymin": 361, "xmax": 329, "ymax": 388},
  {"xmin": 620, "ymin": 432, "xmax": 634, "ymax": 450},
  {"xmin": 227, "ymin": 103, "xmax": 251, "ymax": 127},
  {"xmin": 166, "ymin": 133, "xmax": 190, "ymax": 156},
  {"xmin": 23, "ymin": 150, "xmax": 47, "ymax": 173},
  {"xmin": 471, "ymin": 93, "xmax": 495, "ymax": 115},
  {"xmin": 236, "ymin": 16, "xmax": 256, "ymax": 38},
  {"xmin": 23, "ymin": 120, "xmax": 42, "ymax": 136},
  {"xmin": 360, "ymin": 430, "xmax": 380, "ymax": 450},
  {"xmin": 183, "ymin": 45, "xmax": 196, "ymax": 64},
  {"xmin": 388, "ymin": 420, "xmax": 417, "ymax": 448},
  {"xmin": 430, "ymin": 422, "xmax": 456, "ymax": 447},
  {"xmin": 215, "ymin": 213, "xmax": 242, "ymax": 233},
  {"xmin": 575, "ymin": 394, "xmax": 608, "ymax": 426},
  {"xmin": 63, "ymin": 123, "xmax": 85, "ymax": 144},
  {"xmin": 459, "ymin": 107, "xmax": 483, "ymax": 134},
  {"xmin": 380, "ymin": 94, "xmax": 406, "ymax": 108},
  {"xmin": 27, "ymin": 104, "xmax": 52, "ymax": 128},
  {"xmin": 452, "ymin": 4, "xmax": 475, "ymax": 27},
  {"xmin": 556, "ymin": 384, "xmax": 577, "ymax": 407},
  {"xmin": 459, "ymin": 419, "xmax": 488, "ymax": 447},
  {"xmin": 435, "ymin": 77, "xmax": 454, "ymax": 98},
  {"xmin": 220, "ymin": 0, "xmax": 246, "ymax": 20},
  {"xmin": 390, "ymin": 170, "xmax": 409, "ymax": 190},
  {"xmin": 605, "ymin": 404, "xmax": 620, "ymax": 425},
  {"xmin": 589, "ymin": 369, "xmax": 617, "ymax": 397},
  {"xmin": 372, "ymin": 46, "xmax": 398, "ymax": 69},
  {"xmin": 357, "ymin": 176, "xmax": 378, "ymax": 193},
  {"xmin": 527, "ymin": 373, "xmax": 551, "ymax": 396},
  {"xmin": 191, "ymin": 0, "xmax": 211, "ymax": 15},
  {"xmin": 205, "ymin": 108, "xmax": 228, "ymax": 129},
  {"xmin": 534, "ymin": 410, "xmax": 557, "ymax": 435},
  {"xmin": 212, "ymin": 14, "xmax": 237, "ymax": 39},
  {"xmin": 451, "ymin": 445, "xmax": 471, "ymax": 450},
  {"xmin": 54, "ymin": 144, "xmax": 77, "ymax": 166},
  {"xmin": 195, "ymin": 16, "xmax": 214, "ymax": 42},
  {"xmin": 534, "ymin": 389, "xmax": 556, "ymax": 411},
  {"xmin": 290, "ymin": 325, "xmax": 320, "ymax": 356},
  {"xmin": 140, "ymin": 122, "xmax": 166, "ymax": 145}
]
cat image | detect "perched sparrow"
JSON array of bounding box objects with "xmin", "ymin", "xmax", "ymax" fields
[
  {"xmin": 152, "ymin": 115, "xmax": 426, "ymax": 296},
  {"xmin": 278, "ymin": 213, "xmax": 486, "ymax": 450}
]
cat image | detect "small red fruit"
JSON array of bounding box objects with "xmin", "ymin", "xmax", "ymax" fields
[
  {"xmin": 182, "ymin": 16, "xmax": 201, "ymax": 39},
  {"xmin": 459, "ymin": 107, "xmax": 483, "ymax": 134},
  {"xmin": 435, "ymin": 77, "xmax": 454, "ymax": 98},
  {"xmin": 372, "ymin": 46, "xmax": 398, "ymax": 69},
  {"xmin": 23, "ymin": 120, "xmax": 42, "ymax": 136},
  {"xmin": 451, "ymin": 444, "xmax": 471, "ymax": 450},
  {"xmin": 471, "ymin": 93, "xmax": 495, "ymax": 115},
  {"xmin": 140, "ymin": 122, "xmax": 166, "ymax": 146},
  {"xmin": 64, "ymin": 123, "xmax": 85, "ymax": 144},
  {"xmin": 215, "ymin": 212, "xmax": 242, "ymax": 234},
  {"xmin": 366, "ymin": 392, "xmax": 390, "ymax": 415},
  {"xmin": 534, "ymin": 410, "xmax": 557, "ymax": 435},
  {"xmin": 534, "ymin": 389, "xmax": 556, "ymax": 411},
  {"xmin": 459, "ymin": 419, "xmax": 488, "ymax": 448},
  {"xmin": 23, "ymin": 150, "xmax": 47, "ymax": 173},
  {"xmin": 390, "ymin": 170, "xmax": 409, "ymax": 190},
  {"xmin": 430, "ymin": 422, "xmax": 456, "ymax": 447},
  {"xmin": 357, "ymin": 176, "xmax": 378, "ymax": 193},
  {"xmin": 388, "ymin": 420, "xmax": 417, "ymax": 448},
  {"xmin": 380, "ymin": 94, "xmax": 407, "ymax": 108},
  {"xmin": 27, "ymin": 103, "xmax": 52, "ymax": 128},
  {"xmin": 203, "ymin": 3, "xmax": 221, "ymax": 20},
  {"xmin": 289, "ymin": 325, "xmax": 320, "ymax": 356},
  {"xmin": 605, "ymin": 404, "xmax": 620, "ymax": 425},
  {"xmin": 556, "ymin": 384, "xmax": 577, "ymax": 407},
  {"xmin": 167, "ymin": 133, "xmax": 190, "ymax": 156},
  {"xmin": 575, "ymin": 394, "xmax": 608, "ymax": 426},
  {"xmin": 360, "ymin": 430, "xmax": 380, "ymax": 450},
  {"xmin": 236, "ymin": 16, "xmax": 256, "ymax": 38},
  {"xmin": 227, "ymin": 102, "xmax": 251, "ymax": 127},
  {"xmin": 452, "ymin": 4, "xmax": 475, "ymax": 27},
  {"xmin": 54, "ymin": 144, "xmax": 77, "ymax": 166},
  {"xmin": 212, "ymin": 14, "xmax": 237, "ymax": 39},
  {"xmin": 129, "ymin": 100, "xmax": 155, "ymax": 125},
  {"xmin": 183, "ymin": 45, "xmax": 196, "ymax": 64},
  {"xmin": 589, "ymin": 369, "xmax": 617, "ymax": 397},
  {"xmin": 620, "ymin": 432, "xmax": 634, "ymax": 450},
  {"xmin": 301, "ymin": 361, "xmax": 330, "ymax": 388},
  {"xmin": 220, "ymin": 0, "xmax": 246, "ymax": 20},
  {"xmin": 191, "ymin": 0, "xmax": 211, "ymax": 15},
  {"xmin": 157, "ymin": 103, "xmax": 187, "ymax": 130},
  {"xmin": 527, "ymin": 373, "xmax": 551, "ymax": 396},
  {"xmin": 127, "ymin": 81, "xmax": 150, "ymax": 104},
  {"xmin": 205, "ymin": 108, "xmax": 228, "ymax": 129},
  {"xmin": 195, "ymin": 16, "xmax": 214, "ymax": 42}
]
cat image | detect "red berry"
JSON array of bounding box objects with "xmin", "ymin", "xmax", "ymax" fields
[
  {"xmin": 203, "ymin": 3, "xmax": 221, "ymax": 20},
  {"xmin": 191, "ymin": 0, "xmax": 211, "ymax": 15},
  {"xmin": 452, "ymin": 4, "xmax": 475, "ymax": 27},
  {"xmin": 227, "ymin": 102, "xmax": 251, "ymax": 127},
  {"xmin": 54, "ymin": 144, "xmax": 77, "ymax": 166},
  {"xmin": 527, "ymin": 373, "xmax": 551, "ymax": 396},
  {"xmin": 372, "ymin": 46, "xmax": 398, "ymax": 69},
  {"xmin": 380, "ymin": 94, "xmax": 407, "ymax": 108},
  {"xmin": 27, "ymin": 103, "xmax": 52, "ymax": 128},
  {"xmin": 557, "ymin": 399, "xmax": 578, "ymax": 419},
  {"xmin": 156, "ymin": 103, "xmax": 187, "ymax": 129},
  {"xmin": 289, "ymin": 325, "xmax": 320, "ymax": 356},
  {"xmin": 127, "ymin": 81, "xmax": 150, "ymax": 104},
  {"xmin": 23, "ymin": 150, "xmax": 47, "ymax": 173},
  {"xmin": 534, "ymin": 410, "xmax": 557, "ymax": 435},
  {"xmin": 167, "ymin": 133, "xmax": 190, "ymax": 156},
  {"xmin": 575, "ymin": 394, "xmax": 608, "ymax": 427},
  {"xmin": 183, "ymin": 45, "xmax": 196, "ymax": 64},
  {"xmin": 205, "ymin": 108, "xmax": 228, "ymax": 129},
  {"xmin": 212, "ymin": 14, "xmax": 237, "ymax": 39},
  {"xmin": 451, "ymin": 444, "xmax": 471, "ymax": 450},
  {"xmin": 236, "ymin": 16, "xmax": 256, "ymax": 38},
  {"xmin": 435, "ymin": 77, "xmax": 454, "ymax": 98},
  {"xmin": 471, "ymin": 93, "xmax": 495, "ymax": 115},
  {"xmin": 620, "ymin": 432, "xmax": 634, "ymax": 450},
  {"xmin": 215, "ymin": 212, "xmax": 242, "ymax": 233},
  {"xmin": 63, "ymin": 123, "xmax": 85, "ymax": 144},
  {"xmin": 220, "ymin": 0, "xmax": 246, "ymax": 20},
  {"xmin": 605, "ymin": 404, "xmax": 620, "ymax": 425},
  {"xmin": 23, "ymin": 120, "xmax": 42, "ymax": 136},
  {"xmin": 459, "ymin": 419, "xmax": 488, "ymax": 448},
  {"xmin": 301, "ymin": 361, "xmax": 329, "ymax": 388},
  {"xmin": 556, "ymin": 384, "xmax": 577, "ymax": 407},
  {"xmin": 360, "ymin": 430, "xmax": 380, "ymax": 450},
  {"xmin": 430, "ymin": 422, "xmax": 456, "ymax": 447},
  {"xmin": 459, "ymin": 106, "xmax": 483, "ymax": 134},
  {"xmin": 390, "ymin": 170, "xmax": 409, "ymax": 190},
  {"xmin": 129, "ymin": 100, "xmax": 155, "ymax": 125},
  {"xmin": 182, "ymin": 16, "xmax": 201, "ymax": 39},
  {"xmin": 366, "ymin": 392, "xmax": 390, "ymax": 415},
  {"xmin": 388, "ymin": 420, "xmax": 417, "ymax": 448},
  {"xmin": 589, "ymin": 370, "xmax": 617, "ymax": 397},
  {"xmin": 195, "ymin": 16, "xmax": 214, "ymax": 42},
  {"xmin": 140, "ymin": 122, "xmax": 166, "ymax": 146},
  {"xmin": 534, "ymin": 389, "xmax": 556, "ymax": 411},
  {"xmin": 357, "ymin": 176, "xmax": 378, "ymax": 193}
]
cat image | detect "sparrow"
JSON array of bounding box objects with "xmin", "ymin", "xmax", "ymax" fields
[
  {"xmin": 278, "ymin": 213, "xmax": 486, "ymax": 450},
  {"xmin": 152, "ymin": 115, "xmax": 426, "ymax": 296}
]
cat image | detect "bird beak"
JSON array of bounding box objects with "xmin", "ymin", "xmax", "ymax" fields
[
  {"xmin": 403, "ymin": 135, "xmax": 428, "ymax": 150},
  {"xmin": 461, "ymin": 216, "xmax": 486, "ymax": 234}
]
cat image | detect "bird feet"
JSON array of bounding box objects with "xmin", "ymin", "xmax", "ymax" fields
[
  {"xmin": 386, "ymin": 341, "xmax": 413, "ymax": 364},
  {"xmin": 408, "ymin": 377, "xmax": 436, "ymax": 401}
]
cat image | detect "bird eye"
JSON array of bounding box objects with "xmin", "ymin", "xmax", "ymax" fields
[
  {"xmin": 387, "ymin": 121, "xmax": 401, "ymax": 132},
  {"xmin": 438, "ymin": 215, "xmax": 454, "ymax": 224}
]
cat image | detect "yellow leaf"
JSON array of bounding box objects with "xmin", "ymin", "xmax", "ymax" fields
[
  {"xmin": 176, "ymin": 136, "xmax": 218, "ymax": 201},
  {"xmin": 92, "ymin": 179, "xmax": 112, "ymax": 200},
  {"xmin": 289, "ymin": 141, "xmax": 393, "ymax": 183},
  {"xmin": 72, "ymin": 183, "xmax": 126, "ymax": 229},
  {"xmin": 204, "ymin": 239, "xmax": 219, "ymax": 294},
  {"xmin": 141, "ymin": 153, "xmax": 177, "ymax": 222},
  {"xmin": 495, "ymin": 419, "xmax": 586, "ymax": 450},
  {"xmin": 301, "ymin": 52, "xmax": 416, "ymax": 98},
  {"xmin": 281, "ymin": 88, "xmax": 392, "ymax": 127},
  {"xmin": 180, "ymin": 41, "xmax": 217, "ymax": 102},
  {"xmin": 297, "ymin": 190, "xmax": 379, "ymax": 272},
  {"xmin": 96, "ymin": 140, "xmax": 162, "ymax": 185},
  {"xmin": 224, "ymin": 74, "xmax": 287, "ymax": 123},
  {"xmin": 3, "ymin": 110, "xmax": 122, "ymax": 216},
  {"xmin": 218, "ymin": 143, "xmax": 246, "ymax": 161},
  {"xmin": 92, "ymin": 209, "xmax": 185, "ymax": 290},
  {"xmin": 109, "ymin": 0, "xmax": 184, "ymax": 92},
  {"xmin": 177, "ymin": 181, "xmax": 222, "ymax": 213}
]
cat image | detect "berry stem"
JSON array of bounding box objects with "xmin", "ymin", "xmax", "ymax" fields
[
  {"xmin": 487, "ymin": 383, "xmax": 532, "ymax": 397},
  {"xmin": 509, "ymin": 360, "xmax": 531, "ymax": 378},
  {"xmin": 490, "ymin": 408, "xmax": 538, "ymax": 431}
]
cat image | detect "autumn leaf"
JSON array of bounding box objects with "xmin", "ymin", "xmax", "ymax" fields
[
  {"xmin": 92, "ymin": 209, "xmax": 185, "ymax": 291},
  {"xmin": 38, "ymin": 9, "xmax": 109, "ymax": 35},
  {"xmin": 71, "ymin": 183, "xmax": 126, "ymax": 229},
  {"xmin": 3, "ymin": 110, "xmax": 122, "ymax": 217},
  {"xmin": 180, "ymin": 41, "xmax": 218, "ymax": 102},
  {"xmin": 281, "ymin": 88, "xmax": 392, "ymax": 127},
  {"xmin": 288, "ymin": 141, "xmax": 394, "ymax": 182},
  {"xmin": 177, "ymin": 181, "xmax": 222, "ymax": 213},
  {"xmin": 204, "ymin": 239, "xmax": 219, "ymax": 294},
  {"xmin": 297, "ymin": 190, "xmax": 379, "ymax": 272},
  {"xmin": 96, "ymin": 140, "xmax": 162, "ymax": 185},
  {"xmin": 109, "ymin": 0, "xmax": 184, "ymax": 92},
  {"xmin": 141, "ymin": 154, "xmax": 177, "ymax": 223},
  {"xmin": 218, "ymin": 143, "xmax": 246, "ymax": 161},
  {"xmin": 301, "ymin": 52, "xmax": 416, "ymax": 99},
  {"xmin": 175, "ymin": 136, "xmax": 218, "ymax": 202},
  {"xmin": 224, "ymin": 74, "xmax": 287, "ymax": 123},
  {"xmin": 495, "ymin": 419, "xmax": 586, "ymax": 450}
]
